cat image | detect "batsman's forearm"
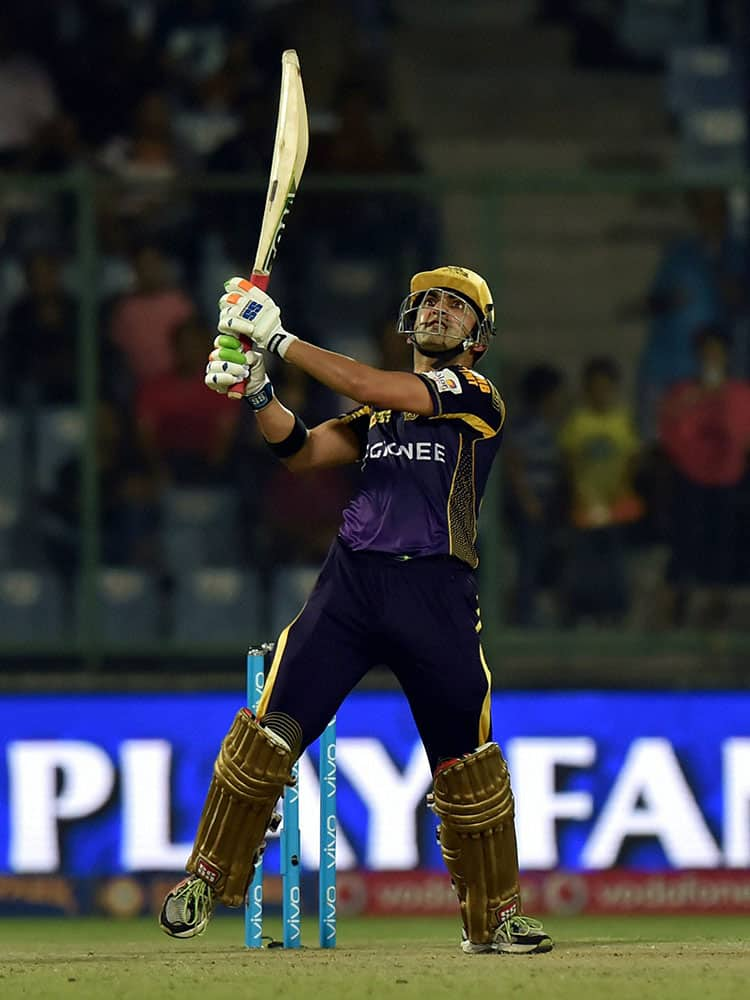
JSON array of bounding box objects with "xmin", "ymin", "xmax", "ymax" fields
[
  {"xmin": 253, "ymin": 397, "xmax": 296, "ymax": 442},
  {"xmin": 283, "ymin": 339, "xmax": 376, "ymax": 402}
]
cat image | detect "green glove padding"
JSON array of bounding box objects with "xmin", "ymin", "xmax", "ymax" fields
[{"xmin": 214, "ymin": 334, "xmax": 247, "ymax": 366}]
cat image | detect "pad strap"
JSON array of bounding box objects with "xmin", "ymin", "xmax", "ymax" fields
[
  {"xmin": 187, "ymin": 708, "xmax": 295, "ymax": 906},
  {"xmin": 430, "ymin": 742, "xmax": 521, "ymax": 944}
]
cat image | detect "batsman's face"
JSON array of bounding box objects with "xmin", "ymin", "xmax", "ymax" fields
[{"xmin": 412, "ymin": 289, "xmax": 478, "ymax": 350}]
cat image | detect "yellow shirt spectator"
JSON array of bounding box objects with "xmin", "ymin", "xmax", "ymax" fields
[{"xmin": 560, "ymin": 406, "xmax": 643, "ymax": 528}]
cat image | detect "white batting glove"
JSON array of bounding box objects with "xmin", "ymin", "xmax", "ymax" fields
[
  {"xmin": 205, "ymin": 337, "xmax": 275, "ymax": 410},
  {"xmin": 217, "ymin": 277, "xmax": 298, "ymax": 359}
]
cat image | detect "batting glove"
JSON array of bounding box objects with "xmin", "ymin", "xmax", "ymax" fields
[
  {"xmin": 205, "ymin": 338, "xmax": 275, "ymax": 410},
  {"xmin": 217, "ymin": 277, "xmax": 298, "ymax": 359}
]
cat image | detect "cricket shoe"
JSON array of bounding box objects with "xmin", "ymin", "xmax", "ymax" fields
[
  {"xmin": 494, "ymin": 914, "xmax": 553, "ymax": 954},
  {"xmin": 159, "ymin": 875, "xmax": 216, "ymax": 939},
  {"xmin": 461, "ymin": 915, "xmax": 553, "ymax": 955}
]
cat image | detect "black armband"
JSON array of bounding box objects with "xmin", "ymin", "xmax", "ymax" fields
[{"xmin": 265, "ymin": 414, "xmax": 309, "ymax": 458}]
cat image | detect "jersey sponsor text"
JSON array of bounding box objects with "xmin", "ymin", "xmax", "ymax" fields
[{"xmin": 364, "ymin": 440, "xmax": 447, "ymax": 463}]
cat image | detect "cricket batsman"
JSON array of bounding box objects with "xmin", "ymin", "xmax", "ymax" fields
[{"xmin": 159, "ymin": 265, "xmax": 553, "ymax": 955}]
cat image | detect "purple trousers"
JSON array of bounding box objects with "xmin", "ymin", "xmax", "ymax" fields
[{"xmin": 260, "ymin": 539, "xmax": 493, "ymax": 772}]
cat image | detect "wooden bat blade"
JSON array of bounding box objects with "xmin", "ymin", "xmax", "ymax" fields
[
  {"xmin": 253, "ymin": 48, "xmax": 309, "ymax": 278},
  {"xmin": 227, "ymin": 50, "xmax": 309, "ymax": 399}
]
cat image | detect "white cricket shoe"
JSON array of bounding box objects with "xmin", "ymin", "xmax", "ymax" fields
[
  {"xmin": 159, "ymin": 875, "xmax": 215, "ymax": 939},
  {"xmin": 461, "ymin": 915, "xmax": 554, "ymax": 955}
]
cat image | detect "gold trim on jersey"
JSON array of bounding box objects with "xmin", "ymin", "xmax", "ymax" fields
[
  {"xmin": 469, "ymin": 437, "xmax": 480, "ymax": 556},
  {"xmin": 339, "ymin": 404, "xmax": 372, "ymax": 425},
  {"xmin": 429, "ymin": 411, "xmax": 502, "ymax": 439},
  {"xmin": 446, "ymin": 432, "xmax": 479, "ymax": 567},
  {"xmin": 446, "ymin": 433, "xmax": 463, "ymax": 560}
]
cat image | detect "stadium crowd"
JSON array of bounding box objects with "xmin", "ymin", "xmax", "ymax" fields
[{"xmin": 0, "ymin": 1, "xmax": 748, "ymax": 638}]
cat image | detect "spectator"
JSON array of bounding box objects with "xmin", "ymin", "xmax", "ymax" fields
[
  {"xmin": 205, "ymin": 87, "xmax": 272, "ymax": 174},
  {"xmin": 107, "ymin": 243, "xmax": 195, "ymax": 390},
  {"xmin": 312, "ymin": 77, "xmax": 407, "ymax": 176},
  {"xmin": 153, "ymin": 0, "xmax": 244, "ymax": 97},
  {"xmin": 135, "ymin": 315, "xmax": 240, "ymax": 485},
  {"xmin": 171, "ymin": 28, "xmax": 262, "ymax": 165},
  {"xmin": 560, "ymin": 357, "xmax": 643, "ymax": 626},
  {"xmin": 0, "ymin": 13, "xmax": 59, "ymax": 169},
  {"xmin": 41, "ymin": 401, "xmax": 160, "ymax": 579},
  {"xmin": 37, "ymin": 1, "xmax": 161, "ymax": 148},
  {"xmin": 22, "ymin": 112, "xmax": 86, "ymax": 172},
  {"xmin": 299, "ymin": 77, "xmax": 435, "ymax": 351},
  {"xmin": 657, "ymin": 326, "xmax": 750, "ymax": 626},
  {"xmin": 636, "ymin": 187, "xmax": 747, "ymax": 441},
  {"xmin": 504, "ymin": 364, "xmax": 567, "ymax": 626},
  {"xmin": 2, "ymin": 250, "xmax": 78, "ymax": 405},
  {"xmin": 173, "ymin": 69, "xmax": 242, "ymax": 163},
  {"xmin": 97, "ymin": 91, "xmax": 195, "ymax": 251},
  {"xmin": 198, "ymin": 89, "xmax": 275, "ymax": 309},
  {"xmin": 99, "ymin": 90, "xmax": 188, "ymax": 181}
]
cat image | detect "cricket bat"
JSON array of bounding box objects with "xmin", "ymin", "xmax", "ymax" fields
[{"xmin": 228, "ymin": 49, "xmax": 309, "ymax": 399}]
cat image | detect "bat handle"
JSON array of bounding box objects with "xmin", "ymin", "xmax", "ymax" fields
[{"xmin": 227, "ymin": 270, "xmax": 270, "ymax": 400}]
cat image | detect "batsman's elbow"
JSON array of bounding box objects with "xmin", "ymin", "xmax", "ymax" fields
[{"xmin": 282, "ymin": 446, "xmax": 313, "ymax": 473}]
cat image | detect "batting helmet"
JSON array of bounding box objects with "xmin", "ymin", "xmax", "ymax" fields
[{"xmin": 398, "ymin": 265, "xmax": 496, "ymax": 350}]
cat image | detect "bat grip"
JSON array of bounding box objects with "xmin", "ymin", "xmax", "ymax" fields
[{"xmin": 227, "ymin": 271, "xmax": 270, "ymax": 400}]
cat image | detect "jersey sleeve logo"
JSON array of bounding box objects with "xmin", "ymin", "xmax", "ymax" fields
[
  {"xmin": 459, "ymin": 368, "xmax": 491, "ymax": 394},
  {"xmin": 423, "ymin": 370, "xmax": 463, "ymax": 395}
]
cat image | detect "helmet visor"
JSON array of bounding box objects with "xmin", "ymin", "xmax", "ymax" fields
[{"xmin": 397, "ymin": 287, "xmax": 481, "ymax": 348}]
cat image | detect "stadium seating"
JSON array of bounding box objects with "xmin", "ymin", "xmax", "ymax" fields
[
  {"xmin": 0, "ymin": 410, "xmax": 23, "ymax": 500},
  {"xmin": 35, "ymin": 406, "xmax": 83, "ymax": 493},
  {"xmin": 678, "ymin": 107, "xmax": 746, "ymax": 175},
  {"xmin": 618, "ymin": 0, "xmax": 707, "ymax": 60},
  {"xmin": 666, "ymin": 45, "xmax": 742, "ymax": 115},
  {"xmin": 78, "ymin": 568, "xmax": 161, "ymax": 642},
  {"xmin": 0, "ymin": 493, "xmax": 20, "ymax": 566},
  {"xmin": 269, "ymin": 566, "xmax": 321, "ymax": 638},
  {"xmin": 172, "ymin": 568, "xmax": 261, "ymax": 643},
  {"xmin": 0, "ymin": 570, "xmax": 64, "ymax": 641},
  {"xmin": 160, "ymin": 487, "xmax": 240, "ymax": 573}
]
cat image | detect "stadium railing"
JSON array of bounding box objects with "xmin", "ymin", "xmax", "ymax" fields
[{"xmin": 0, "ymin": 167, "xmax": 748, "ymax": 685}]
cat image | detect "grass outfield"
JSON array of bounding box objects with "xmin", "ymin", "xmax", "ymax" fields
[{"xmin": 1, "ymin": 915, "xmax": 747, "ymax": 1000}]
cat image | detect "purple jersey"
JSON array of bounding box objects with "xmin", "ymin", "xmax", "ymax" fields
[{"xmin": 337, "ymin": 365, "xmax": 506, "ymax": 568}]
